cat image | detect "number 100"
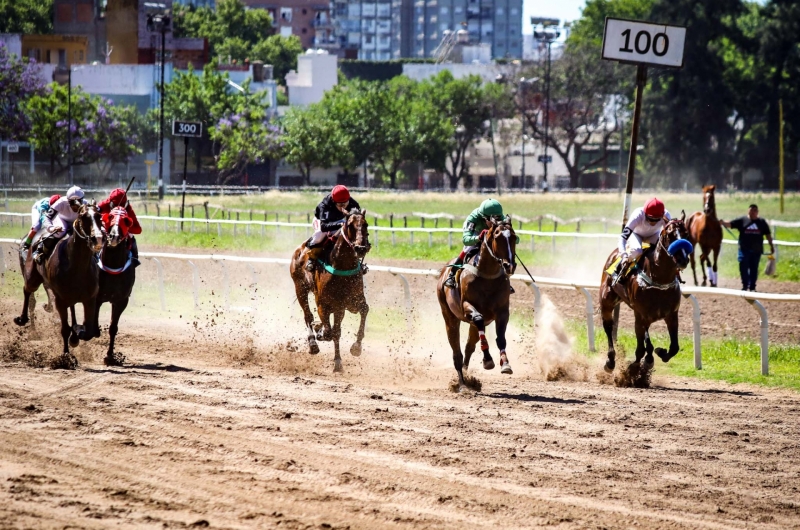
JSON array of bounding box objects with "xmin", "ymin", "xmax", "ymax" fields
[{"xmin": 619, "ymin": 29, "xmax": 669, "ymax": 57}]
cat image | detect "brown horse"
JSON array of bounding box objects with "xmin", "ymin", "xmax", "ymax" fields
[
  {"xmin": 14, "ymin": 204, "xmax": 105, "ymax": 367},
  {"xmin": 290, "ymin": 208, "xmax": 371, "ymax": 373},
  {"xmin": 686, "ymin": 185, "xmax": 723, "ymax": 286},
  {"xmin": 599, "ymin": 215, "xmax": 691, "ymax": 375},
  {"xmin": 436, "ymin": 217, "xmax": 517, "ymax": 392},
  {"xmin": 16, "ymin": 239, "xmax": 55, "ymax": 334}
]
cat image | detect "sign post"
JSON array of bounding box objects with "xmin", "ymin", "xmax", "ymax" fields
[
  {"xmin": 602, "ymin": 17, "xmax": 686, "ymax": 337},
  {"xmin": 171, "ymin": 120, "xmax": 203, "ymax": 231}
]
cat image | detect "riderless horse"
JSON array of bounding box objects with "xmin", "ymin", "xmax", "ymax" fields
[
  {"xmin": 686, "ymin": 185, "xmax": 723, "ymax": 287},
  {"xmin": 290, "ymin": 208, "xmax": 371, "ymax": 373},
  {"xmin": 437, "ymin": 217, "xmax": 517, "ymax": 392},
  {"xmin": 14, "ymin": 203, "xmax": 105, "ymax": 368},
  {"xmin": 599, "ymin": 214, "xmax": 691, "ymax": 377},
  {"xmin": 92, "ymin": 206, "xmax": 137, "ymax": 366}
]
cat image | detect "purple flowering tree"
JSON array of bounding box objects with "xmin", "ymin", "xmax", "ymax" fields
[{"xmin": 0, "ymin": 44, "xmax": 45, "ymax": 141}]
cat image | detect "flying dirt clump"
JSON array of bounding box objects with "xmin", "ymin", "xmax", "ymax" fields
[{"xmin": 534, "ymin": 296, "xmax": 589, "ymax": 382}]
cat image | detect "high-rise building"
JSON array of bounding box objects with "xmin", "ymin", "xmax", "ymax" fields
[{"xmin": 243, "ymin": 0, "xmax": 336, "ymax": 52}]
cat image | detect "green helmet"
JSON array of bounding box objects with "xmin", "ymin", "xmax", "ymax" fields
[{"xmin": 478, "ymin": 198, "xmax": 504, "ymax": 220}]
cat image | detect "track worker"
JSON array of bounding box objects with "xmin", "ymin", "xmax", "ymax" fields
[
  {"xmin": 443, "ymin": 198, "xmax": 519, "ymax": 290},
  {"xmin": 32, "ymin": 186, "xmax": 88, "ymax": 264},
  {"xmin": 720, "ymin": 204, "xmax": 775, "ymax": 292},
  {"xmin": 21, "ymin": 194, "xmax": 61, "ymax": 250},
  {"xmin": 613, "ymin": 197, "xmax": 672, "ymax": 286},
  {"xmin": 98, "ymin": 187, "xmax": 142, "ymax": 264},
  {"xmin": 302, "ymin": 185, "xmax": 361, "ymax": 272}
]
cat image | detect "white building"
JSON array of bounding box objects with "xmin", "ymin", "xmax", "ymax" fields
[{"xmin": 285, "ymin": 49, "xmax": 338, "ymax": 106}]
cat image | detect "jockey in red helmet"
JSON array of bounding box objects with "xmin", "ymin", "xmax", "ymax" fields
[
  {"xmin": 302, "ymin": 185, "xmax": 361, "ymax": 272},
  {"xmin": 613, "ymin": 197, "xmax": 672, "ymax": 286},
  {"xmin": 97, "ymin": 188, "xmax": 142, "ymax": 265}
]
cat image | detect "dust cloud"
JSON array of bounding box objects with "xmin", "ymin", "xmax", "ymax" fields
[{"xmin": 534, "ymin": 296, "xmax": 589, "ymax": 381}]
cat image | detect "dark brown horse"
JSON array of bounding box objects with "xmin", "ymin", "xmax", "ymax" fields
[
  {"xmin": 14, "ymin": 204, "xmax": 105, "ymax": 367},
  {"xmin": 686, "ymin": 185, "xmax": 723, "ymax": 287},
  {"xmin": 92, "ymin": 207, "xmax": 137, "ymax": 366},
  {"xmin": 437, "ymin": 217, "xmax": 517, "ymax": 392},
  {"xmin": 599, "ymin": 215, "xmax": 691, "ymax": 375},
  {"xmin": 290, "ymin": 208, "xmax": 371, "ymax": 373},
  {"xmin": 16, "ymin": 240, "xmax": 55, "ymax": 334}
]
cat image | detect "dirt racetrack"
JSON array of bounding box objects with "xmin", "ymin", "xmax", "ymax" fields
[{"xmin": 2, "ymin": 295, "xmax": 800, "ymax": 529}]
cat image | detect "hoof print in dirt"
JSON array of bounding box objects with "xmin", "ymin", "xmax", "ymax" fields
[{"xmin": 51, "ymin": 353, "xmax": 79, "ymax": 370}]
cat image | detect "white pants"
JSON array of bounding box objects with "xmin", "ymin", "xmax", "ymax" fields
[
  {"xmin": 309, "ymin": 218, "xmax": 328, "ymax": 246},
  {"xmin": 626, "ymin": 232, "xmax": 660, "ymax": 261},
  {"xmin": 30, "ymin": 205, "xmax": 45, "ymax": 231}
]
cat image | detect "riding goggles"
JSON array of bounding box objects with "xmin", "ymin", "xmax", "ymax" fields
[{"xmin": 645, "ymin": 215, "xmax": 661, "ymax": 223}]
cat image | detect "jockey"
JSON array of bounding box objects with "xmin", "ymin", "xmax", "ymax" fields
[
  {"xmin": 303, "ymin": 185, "xmax": 360, "ymax": 272},
  {"xmin": 98, "ymin": 187, "xmax": 142, "ymax": 263},
  {"xmin": 32, "ymin": 186, "xmax": 87, "ymax": 264},
  {"xmin": 613, "ymin": 197, "xmax": 672, "ymax": 286},
  {"xmin": 21, "ymin": 194, "xmax": 61, "ymax": 250},
  {"xmin": 443, "ymin": 198, "xmax": 519, "ymax": 290}
]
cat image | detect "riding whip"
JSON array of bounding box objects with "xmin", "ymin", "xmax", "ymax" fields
[
  {"xmin": 515, "ymin": 253, "xmax": 536, "ymax": 283},
  {"xmin": 122, "ymin": 176, "xmax": 136, "ymax": 208}
]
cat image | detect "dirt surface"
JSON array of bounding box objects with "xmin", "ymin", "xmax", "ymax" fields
[{"xmin": 1, "ymin": 301, "xmax": 800, "ymax": 529}]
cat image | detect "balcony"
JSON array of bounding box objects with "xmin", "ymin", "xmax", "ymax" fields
[{"xmin": 311, "ymin": 18, "xmax": 334, "ymax": 29}]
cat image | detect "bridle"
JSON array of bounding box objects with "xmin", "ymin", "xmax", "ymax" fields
[
  {"xmin": 703, "ymin": 191, "xmax": 715, "ymax": 215},
  {"xmin": 72, "ymin": 206, "xmax": 105, "ymax": 250},
  {"xmin": 657, "ymin": 218, "xmax": 687, "ymax": 267},
  {"xmin": 483, "ymin": 219, "xmax": 516, "ymax": 272}
]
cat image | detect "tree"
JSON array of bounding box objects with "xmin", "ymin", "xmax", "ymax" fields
[
  {"xmin": 281, "ymin": 104, "xmax": 339, "ymax": 184},
  {"xmin": 250, "ymin": 35, "xmax": 304, "ymax": 86},
  {"xmin": 0, "ymin": 44, "xmax": 45, "ymax": 141},
  {"xmin": 93, "ymin": 103, "xmax": 155, "ymax": 179},
  {"xmin": 0, "ymin": 0, "xmax": 53, "ymax": 35}
]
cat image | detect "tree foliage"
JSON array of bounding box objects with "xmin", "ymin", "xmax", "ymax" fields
[
  {"xmin": 281, "ymin": 104, "xmax": 340, "ymax": 184},
  {"xmin": 0, "ymin": 0, "xmax": 53, "ymax": 35},
  {"xmin": 0, "ymin": 44, "xmax": 45, "ymax": 141}
]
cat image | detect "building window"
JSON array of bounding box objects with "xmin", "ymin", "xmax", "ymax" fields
[
  {"xmin": 365, "ymin": 35, "xmax": 373, "ymax": 43},
  {"xmin": 58, "ymin": 49, "xmax": 66, "ymax": 66},
  {"xmin": 302, "ymin": 8, "xmax": 307, "ymax": 14},
  {"xmin": 28, "ymin": 48, "xmax": 41, "ymax": 62},
  {"xmin": 510, "ymin": 8, "xmax": 519, "ymax": 15},
  {"xmin": 76, "ymin": 3, "xmax": 92, "ymax": 22},
  {"xmin": 509, "ymin": 28, "xmax": 516, "ymax": 35},
  {"xmin": 440, "ymin": 6, "xmax": 448, "ymax": 14},
  {"xmin": 280, "ymin": 7, "xmax": 292, "ymax": 22},
  {"xmin": 454, "ymin": 6, "xmax": 462, "ymax": 13},
  {"xmin": 302, "ymin": 27, "xmax": 307, "ymax": 33},
  {"xmin": 56, "ymin": 4, "xmax": 73, "ymax": 23},
  {"xmin": 280, "ymin": 26, "xmax": 292, "ymax": 37},
  {"xmin": 497, "ymin": 7, "xmax": 504, "ymax": 15},
  {"xmin": 45, "ymin": 50, "xmax": 51, "ymax": 63}
]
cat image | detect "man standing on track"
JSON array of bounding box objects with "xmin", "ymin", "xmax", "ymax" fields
[{"xmin": 720, "ymin": 204, "xmax": 775, "ymax": 292}]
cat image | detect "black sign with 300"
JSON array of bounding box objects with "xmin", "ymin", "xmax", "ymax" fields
[{"xmin": 172, "ymin": 120, "xmax": 203, "ymax": 137}]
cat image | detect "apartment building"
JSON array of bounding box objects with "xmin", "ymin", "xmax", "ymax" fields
[{"xmin": 243, "ymin": 0, "xmax": 336, "ymax": 51}]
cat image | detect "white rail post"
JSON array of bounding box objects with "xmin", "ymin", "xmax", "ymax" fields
[
  {"xmin": 528, "ymin": 282, "xmax": 541, "ymax": 327},
  {"xmin": 187, "ymin": 260, "xmax": 200, "ymax": 309},
  {"xmin": 151, "ymin": 257, "xmax": 167, "ymax": 311},
  {"xmin": 391, "ymin": 272, "xmax": 412, "ymax": 329},
  {"xmin": 683, "ymin": 293, "xmax": 702, "ymax": 369},
  {"xmin": 575, "ymin": 287, "xmax": 595, "ymax": 352},
  {"xmin": 747, "ymin": 299, "xmax": 769, "ymax": 375}
]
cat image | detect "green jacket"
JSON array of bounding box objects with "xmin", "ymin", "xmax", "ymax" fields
[{"xmin": 461, "ymin": 198, "xmax": 520, "ymax": 246}]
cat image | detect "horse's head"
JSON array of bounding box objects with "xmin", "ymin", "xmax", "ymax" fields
[
  {"xmin": 344, "ymin": 208, "xmax": 371, "ymax": 258},
  {"xmin": 487, "ymin": 215, "xmax": 517, "ymax": 276},
  {"xmin": 660, "ymin": 211, "xmax": 692, "ymax": 271},
  {"xmin": 103, "ymin": 207, "xmax": 132, "ymax": 248},
  {"xmin": 76, "ymin": 202, "xmax": 106, "ymax": 253},
  {"xmin": 703, "ymin": 185, "xmax": 716, "ymax": 215}
]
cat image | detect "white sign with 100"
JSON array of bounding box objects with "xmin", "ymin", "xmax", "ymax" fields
[{"xmin": 602, "ymin": 18, "xmax": 687, "ymax": 68}]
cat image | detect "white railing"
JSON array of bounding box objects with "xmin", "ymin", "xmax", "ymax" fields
[{"xmin": 2, "ymin": 238, "xmax": 799, "ymax": 376}]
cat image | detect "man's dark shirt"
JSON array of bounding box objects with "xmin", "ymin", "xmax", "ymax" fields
[
  {"xmin": 730, "ymin": 216, "xmax": 771, "ymax": 253},
  {"xmin": 315, "ymin": 194, "xmax": 361, "ymax": 232}
]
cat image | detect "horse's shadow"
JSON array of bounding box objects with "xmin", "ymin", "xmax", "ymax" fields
[
  {"xmin": 652, "ymin": 386, "xmax": 756, "ymax": 397},
  {"xmin": 485, "ymin": 392, "xmax": 587, "ymax": 405},
  {"xmin": 84, "ymin": 363, "xmax": 193, "ymax": 374}
]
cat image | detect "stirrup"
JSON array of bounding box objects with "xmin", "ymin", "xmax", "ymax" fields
[
  {"xmin": 305, "ymin": 260, "xmax": 316, "ymax": 272},
  {"xmin": 444, "ymin": 274, "xmax": 456, "ymax": 288},
  {"xmin": 33, "ymin": 251, "xmax": 44, "ymax": 264},
  {"xmin": 361, "ymin": 263, "xmax": 369, "ymax": 275}
]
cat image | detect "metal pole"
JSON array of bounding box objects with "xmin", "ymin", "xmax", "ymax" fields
[
  {"xmin": 543, "ymin": 41, "xmax": 551, "ymax": 190},
  {"xmin": 779, "ymin": 99, "xmax": 784, "ymax": 214},
  {"xmin": 490, "ymin": 118, "xmax": 501, "ymax": 195},
  {"xmin": 521, "ymin": 109, "xmax": 526, "ymax": 188},
  {"xmin": 621, "ymin": 64, "xmax": 647, "ymax": 229},
  {"xmin": 157, "ymin": 27, "xmax": 166, "ymax": 201},
  {"xmin": 68, "ymin": 68, "xmax": 73, "ymax": 186},
  {"xmin": 180, "ymin": 137, "xmax": 188, "ymax": 231}
]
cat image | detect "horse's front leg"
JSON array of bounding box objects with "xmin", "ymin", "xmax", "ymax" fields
[
  {"xmin": 464, "ymin": 324, "xmax": 479, "ymax": 371},
  {"xmin": 294, "ymin": 278, "xmax": 319, "ymax": 354},
  {"xmin": 78, "ymin": 298, "xmax": 98, "ymax": 342},
  {"xmin": 440, "ymin": 307, "xmax": 465, "ymax": 390},
  {"xmin": 464, "ymin": 302, "xmax": 493, "ymax": 370},
  {"xmin": 53, "ymin": 298, "xmax": 77, "ymax": 369},
  {"xmin": 711, "ymin": 247, "xmax": 720, "ymax": 287},
  {"xmin": 105, "ymin": 299, "xmax": 128, "ymax": 366},
  {"xmin": 68, "ymin": 305, "xmax": 80, "ymax": 348},
  {"xmin": 633, "ymin": 313, "xmax": 647, "ymax": 364},
  {"xmin": 655, "ymin": 311, "xmax": 680, "ymax": 363},
  {"xmin": 332, "ymin": 308, "xmax": 345, "ymax": 373},
  {"xmin": 14, "ymin": 288, "xmax": 33, "ymax": 326},
  {"xmin": 350, "ymin": 297, "xmax": 368, "ymax": 357},
  {"xmin": 700, "ymin": 248, "xmax": 709, "ymax": 287},
  {"xmin": 495, "ymin": 308, "xmax": 512, "ymax": 375},
  {"xmin": 601, "ymin": 297, "xmax": 617, "ymax": 373},
  {"xmin": 689, "ymin": 249, "xmax": 698, "ymax": 286},
  {"xmin": 643, "ymin": 331, "xmax": 655, "ymax": 368}
]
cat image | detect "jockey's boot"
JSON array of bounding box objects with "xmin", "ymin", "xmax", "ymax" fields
[
  {"xmin": 130, "ymin": 236, "xmax": 140, "ymax": 267},
  {"xmin": 444, "ymin": 257, "xmax": 464, "ymax": 288},
  {"xmin": 611, "ymin": 256, "xmax": 631, "ymax": 287},
  {"xmin": 21, "ymin": 228, "xmax": 37, "ymax": 251},
  {"xmin": 304, "ymin": 243, "xmax": 324, "ymax": 272}
]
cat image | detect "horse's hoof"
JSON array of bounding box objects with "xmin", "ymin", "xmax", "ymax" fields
[
  {"xmin": 483, "ymin": 357, "xmax": 495, "ymax": 370},
  {"xmin": 333, "ymin": 359, "xmax": 343, "ymax": 373},
  {"xmin": 309, "ymin": 342, "xmax": 320, "ymax": 355},
  {"xmin": 500, "ymin": 361, "xmax": 513, "ymax": 375},
  {"xmin": 104, "ymin": 352, "xmax": 126, "ymax": 367},
  {"xmin": 654, "ymin": 347, "xmax": 669, "ymax": 362},
  {"xmin": 13, "ymin": 316, "xmax": 29, "ymax": 327},
  {"xmin": 51, "ymin": 353, "xmax": 79, "ymax": 370},
  {"xmin": 642, "ymin": 355, "xmax": 655, "ymax": 370},
  {"xmin": 604, "ymin": 360, "xmax": 616, "ymax": 373},
  {"xmin": 350, "ymin": 342, "xmax": 362, "ymax": 357},
  {"xmin": 69, "ymin": 334, "xmax": 80, "ymax": 348}
]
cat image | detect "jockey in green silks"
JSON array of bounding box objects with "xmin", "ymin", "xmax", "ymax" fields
[{"xmin": 443, "ymin": 198, "xmax": 520, "ymax": 289}]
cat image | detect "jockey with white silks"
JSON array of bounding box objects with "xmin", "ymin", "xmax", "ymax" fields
[
  {"xmin": 21, "ymin": 194, "xmax": 61, "ymax": 250},
  {"xmin": 302, "ymin": 185, "xmax": 362, "ymax": 272},
  {"xmin": 32, "ymin": 186, "xmax": 89, "ymax": 264},
  {"xmin": 613, "ymin": 197, "xmax": 672, "ymax": 286}
]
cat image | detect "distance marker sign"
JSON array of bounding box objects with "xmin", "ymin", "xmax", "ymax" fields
[
  {"xmin": 602, "ymin": 18, "xmax": 686, "ymax": 68},
  {"xmin": 172, "ymin": 120, "xmax": 203, "ymax": 138}
]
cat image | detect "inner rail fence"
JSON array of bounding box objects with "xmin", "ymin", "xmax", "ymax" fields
[{"xmin": 1, "ymin": 239, "xmax": 798, "ymax": 377}]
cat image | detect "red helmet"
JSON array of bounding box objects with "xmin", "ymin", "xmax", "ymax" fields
[
  {"xmin": 331, "ymin": 185, "xmax": 350, "ymax": 204},
  {"xmin": 109, "ymin": 188, "xmax": 127, "ymax": 208},
  {"xmin": 49, "ymin": 194, "xmax": 61, "ymax": 206},
  {"xmin": 644, "ymin": 198, "xmax": 665, "ymax": 219}
]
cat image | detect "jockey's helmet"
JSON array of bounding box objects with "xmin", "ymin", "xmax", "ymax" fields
[
  {"xmin": 331, "ymin": 185, "xmax": 350, "ymax": 204},
  {"xmin": 66, "ymin": 186, "xmax": 84, "ymax": 201},
  {"xmin": 479, "ymin": 198, "xmax": 504, "ymax": 220},
  {"xmin": 49, "ymin": 194, "xmax": 61, "ymax": 206},
  {"xmin": 109, "ymin": 188, "xmax": 127, "ymax": 207},
  {"xmin": 644, "ymin": 197, "xmax": 665, "ymax": 220}
]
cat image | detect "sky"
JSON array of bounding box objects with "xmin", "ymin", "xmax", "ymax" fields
[{"xmin": 523, "ymin": 0, "xmax": 586, "ymax": 35}]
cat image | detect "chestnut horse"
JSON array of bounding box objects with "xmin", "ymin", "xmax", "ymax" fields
[
  {"xmin": 686, "ymin": 185, "xmax": 723, "ymax": 286},
  {"xmin": 14, "ymin": 204, "xmax": 105, "ymax": 368},
  {"xmin": 599, "ymin": 215, "xmax": 691, "ymax": 375},
  {"xmin": 290, "ymin": 208, "xmax": 371, "ymax": 373},
  {"xmin": 16, "ymin": 239, "xmax": 55, "ymax": 334},
  {"xmin": 92, "ymin": 207, "xmax": 137, "ymax": 366},
  {"xmin": 436, "ymin": 217, "xmax": 517, "ymax": 392}
]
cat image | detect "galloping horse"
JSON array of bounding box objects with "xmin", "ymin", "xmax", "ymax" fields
[
  {"xmin": 16, "ymin": 240, "xmax": 55, "ymax": 333},
  {"xmin": 14, "ymin": 204, "xmax": 105, "ymax": 367},
  {"xmin": 93, "ymin": 207, "xmax": 137, "ymax": 366},
  {"xmin": 686, "ymin": 185, "xmax": 723, "ymax": 286},
  {"xmin": 290, "ymin": 208, "xmax": 371, "ymax": 373},
  {"xmin": 599, "ymin": 214, "xmax": 691, "ymax": 374},
  {"xmin": 437, "ymin": 217, "xmax": 517, "ymax": 392}
]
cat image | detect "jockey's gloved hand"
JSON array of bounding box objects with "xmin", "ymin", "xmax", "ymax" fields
[{"xmin": 478, "ymin": 229, "xmax": 488, "ymax": 240}]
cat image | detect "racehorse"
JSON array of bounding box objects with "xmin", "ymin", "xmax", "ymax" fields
[
  {"xmin": 92, "ymin": 207, "xmax": 137, "ymax": 366},
  {"xmin": 289, "ymin": 208, "xmax": 371, "ymax": 373},
  {"xmin": 686, "ymin": 185, "xmax": 723, "ymax": 287},
  {"xmin": 436, "ymin": 217, "xmax": 517, "ymax": 392},
  {"xmin": 599, "ymin": 214, "xmax": 691, "ymax": 377},
  {"xmin": 16, "ymin": 240, "xmax": 55, "ymax": 334},
  {"xmin": 14, "ymin": 204, "xmax": 105, "ymax": 368}
]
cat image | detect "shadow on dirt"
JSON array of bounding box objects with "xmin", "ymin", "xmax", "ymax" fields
[
  {"xmin": 485, "ymin": 392, "xmax": 586, "ymax": 405},
  {"xmin": 653, "ymin": 386, "xmax": 756, "ymax": 397}
]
